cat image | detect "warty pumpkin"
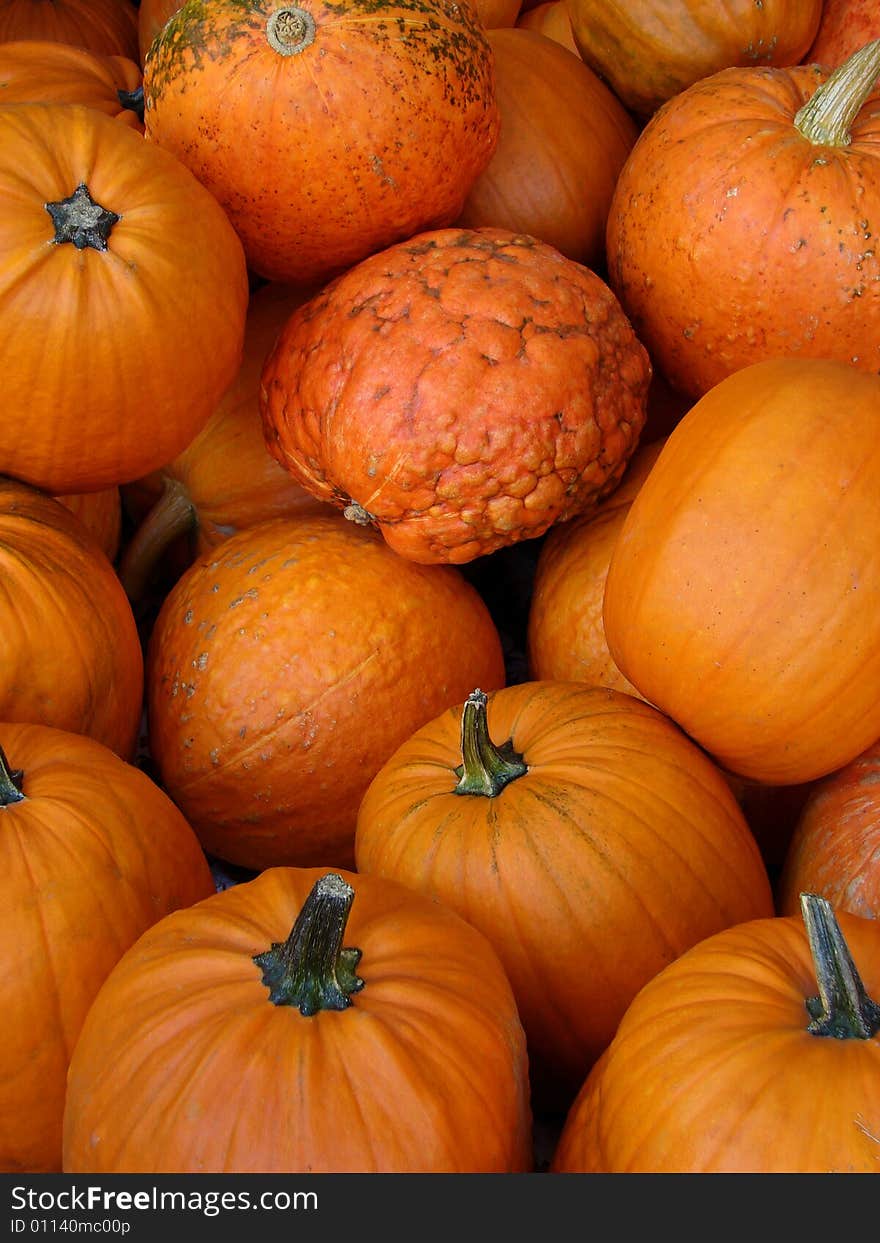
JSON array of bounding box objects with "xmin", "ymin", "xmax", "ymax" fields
[
  {"xmin": 606, "ymin": 38, "xmax": 880, "ymax": 398},
  {"xmin": 0, "ymin": 102, "xmax": 249, "ymax": 494},
  {"xmin": 62, "ymin": 867, "xmax": 533, "ymax": 1173},
  {"xmin": 0, "ymin": 39, "xmax": 143, "ymax": 128},
  {"xmin": 355, "ymin": 681, "xmax": 773, "ymax": 1106},
  {"xmin": 0, "ymin": 0, "xmax": 140, "ymax": 59},
  {"xmin": 602, "ymin": 358, "xmax": 880, "ymax": 786},
  {"xmin": 552, "ymin": 894, "xmax": 880, "ymax": 1172},
  {"xmin": 260, "ymin": 227, "xmax": 651, "ymax": 566},
  {"xmin": 0, "ymin": 720, "xmax": 214, "ymax": 1172},
  {"xmin": 142, "ymin": 0, "xmax": 501, "ymax": 284}
]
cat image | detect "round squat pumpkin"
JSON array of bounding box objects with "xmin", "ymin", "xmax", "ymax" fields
[
  {"xmin": 261, "ymin": 226, "xmax": 651, "ymax": 565},
  {"xmin": 0, "ymin": 720, "xmax": 214, "ymax": 1173},
  {"xmin": 146, "ymin": 512, "xmax": 507, "ymax": 871},
  {"xmin": 603, "ymin": 357, "xmax": 880, "ymax": 786},
  {"xmin": 0, "ymin": 39, "xmax": 143, "ymax": 128},
  {"xmin": 142, "ymin": 0, "xmax": 501, "ymax": 284},
  {"xmin": 62, "ymin": 866, "xmax": 533, "ymax": 1173}
]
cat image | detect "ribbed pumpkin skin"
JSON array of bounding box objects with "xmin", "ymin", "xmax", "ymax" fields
[
  {"xmin": 0, "ymin": 479, "xmax": 143, "ymax": 758},
  {"xmin": 551, "ymin": 910, "xmax": 880, "ymax": 1173},
  {"xmin": 0, "ymin": 40, "xmax": 143, "ymax": 129},
  {"xmin": 777, "ymin": 742, "xmax": 880, "ymax": 920},
  {"xmin": 62, "ymin": 866, "xmax": 533, "ymax": 1173},
  {"xmin": 355, "ymin": 681, "xmax": 773, "ymax": 1102},
  {"xmin": 0, "ymin": 103, "xmax": 248, "ymax": 494},
  {"xmin": 56, "ymin": 486, "xmax": 122, "ymax": 562},
  {"xmin": 0, "ymin": 721, "xmax": 215, "ymax": 1173},
  {"xmin": 567, "ymin": 0, "xmax": 821, "ymax": 116},
  {"xmin": 0, "ymin": 0, "xmax": 140, "ymax": 58},
  {"xmin": 146, "ymin": 513, "xmax": 506, "ymax": 871},
  {"xmin": 603, "ymin": 359, "xmax": 880, "ymax": 786},
  {"xmin": 142, "ymin": 0, "xmax": 501, "ymax": 284}
]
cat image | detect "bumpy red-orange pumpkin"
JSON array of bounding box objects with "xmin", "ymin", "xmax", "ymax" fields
[
  {"xmin": 261, "ymin": 227, "xmax": 651, "ymax": 565},
  {"xmin": 62, "ymin": 867, "xmax": 533, "ymax": 1173},
  {"xmin": 0, "ymin": 0, "xmax": 139, "ymax": 58},
  {"xmin": 0, "ymin": 721, "xmax": 214, "ymax": 1172},
  {"xmin": 0, "ymin": 39, "xmax": 143, "ymax": 128},
  {"xmin": 142, "ymin": 0, "xmax": 501, "ymax": 284}
]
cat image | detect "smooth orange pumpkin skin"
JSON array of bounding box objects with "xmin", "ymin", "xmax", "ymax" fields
[
  {"xmin": 566, "ymin": 0, "xmax": 821, "ymax": 117},
  {"xmin": 552, "ymin": 909, "xmax": 880, "ymax": 1172},
  {"xmin": 355, "ymin": 681, "xmax": 773, "ymax": 1103},
  {"xmin": 56, "ymin": 486, "xmax": 122, "ymax": 562},
  {"xmin": 261, "ymin": 227, "xmax": 651, "ymax": 566},
  {"xmin": 0, "ymin": 479, "xmax": 143, "ymax": 758},
  {"xmin": 0, "ymin": 0, "xmax": 139, "ymax": 58},
  {"xmin": 606, "ymin": 57, "xmax": 880, "ymax": 399},
  {"xmin": 515, "ymin": 2, "xmax": 578, "ymax": 55},
  {"xmin": 62, "ymin": 866, "xmax": 533, "ymax": 1173},
  {"xmin": 603, "ymin": 358, "xmax": 880, "ymax": 786},
  {"xmin": 0, "ymin": 39, "xmax": 143, "ymax": 129},
  {"xmin": 777, "ymin": 741, "xmax": 880, "ymax": 920},
  {"xmin": 146, "ymin": 513, "xmax": 507, "ymax": 871},
  {"xmin": 143, "ymin": 0, "xmax": 501, "ymax": 284},
  {"xmin": 456, "ymin": 29, "xmax": 638, "ymax": 268},
  {"xmin": 805, "ymin": 0, "xmax": 880, "ymax": 69},
  {"xmin": 0, "ymin": 720, "xmax": 215, "ymax": 1173},
  {"xmin": 0, "ymin": 103, "xmax": 249, "ymax": 495},
  {"xmin": 473, "ymin": 0, "xmax": 522, "ymax": 26}
]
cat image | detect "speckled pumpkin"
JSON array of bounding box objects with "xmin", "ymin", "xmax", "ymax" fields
[{"xmin": 260, "ymin": 227, "xmax": 651, "ymax": 565}]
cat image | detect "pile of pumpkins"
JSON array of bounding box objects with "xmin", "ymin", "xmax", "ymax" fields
[{"xmin": 1, "ymin": 0, "xmax": 879, "ymax": 1176}]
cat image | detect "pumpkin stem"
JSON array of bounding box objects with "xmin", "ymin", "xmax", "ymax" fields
[
  {"xmin": 253, "ymin": 872, "xmax": 365, "ymax": 1016},
  {"xmin": 801, "ymin": 892, "xmax": 880, "ymax": 1039},
  {"xmin": 0, "ymin": 744, "xmax": 25, "ymax": 806},
  {"xmin": 44, "ymin": 183, "xmax": 119, "ymax": 251},
  {"xmin": 794, "ymin": 39, "xmax": 880, "ymax": 146},
  {"xmin": 117, "ymin": 85, "xmax": 145, "ymax": 125},
  {"xmin": 118, "ymin": 476, "xmax": 198, "ymax": 602},
  {"xmin": 454, "ymin": 688, "xmax": 527, "ymax": 797},
  {"xmin": 266, "ymin": 6, "xmax": 316, "ymax": 56}
]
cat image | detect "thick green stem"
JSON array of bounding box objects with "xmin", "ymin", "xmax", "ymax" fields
[
  {"xmin": 0, "ymin": 745, "xmax": 25, "ymax": 805},
  {"xmin": 795, "ymin": 39, "xmax": 880, "ymax": 146},
  {"xmin": 454, "ymin": 688, "xmax": 527, "ymax": 797},
  {"xmin": 801, "ymin": 892, "xmax": 880, "ymax": 1039},
  {"xmin": 253, "ymin": 873, "xmax": 364, "ymax": 1016},
  {"xmin": 118, "ymin": 475, "xmax": 197, "ymax": 602}
]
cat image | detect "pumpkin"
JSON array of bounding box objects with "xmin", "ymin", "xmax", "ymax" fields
[
  {"xmin": 0, "ymin": 477, "xmax": 143, "ymax": 758},
  {"xmin": 146, "ymin": 512, "xmax": 506, "ymax": 871},
  {"xmin": 473, "ymin": 0, "xmax": 521, "ymax": 26},
  {"xmin": 515, "ymin": 1, "xmax": 578, "ymax": 55},
  {"xmin": 56, "ymin": 486, "xmax": 122, "ymax": 562},
  {"xmin": 62, "ymin": 867, "xmax": 533, "ymax": 1172},
  {"xmin": 0, "ymin": 39, "xmax": 143, "ymax": 128},
  {"xmin": 260, "ymin": 227, "xmax": 651, "ymax": 566},
  {"xmin": 606, "ymin": 39, "xmax": 880, "ymax": 399},
  {"xmin": 355, "ymin": 681, "xmax": 773, "ymax": 1105},
  {"xmin": 137, "ymin": 0, "xmax": 179, "ymax": 64},
  {"xmin": 552, "ymin": 893, "xmax": 880, "ymax": 1172},
  {"xmin": 777, "ymin": 741, "xmax": 880, "ymax": 920},
  {"xmin": 0, "ymin": 720, "xmax": 214, "ymax": 1172},
  {"xmin": 142, "ymin": 0, "xmax": 501, "ymax": 285},
  {"xmin": 566, "ymin": 0, "xmax": 822, "ymax": 117},
  {"xmin": 118, "ymin": 281, "xmax": 327, "ymax": 602},
  {"xmin": 526, "ymin": 438, "xmax": 663, "ymax": 691},
  {"xmin": 805, "ymin": 0, "xmax": 879, "ymax": 69},
  {"xmin": 0, "ymin": 102, "xmax": 249, "ymax": 495},
  {"xmin": 456, "ymin": 29, "xmax": 638, "ymax": 267},
  {"xmin": 602, "ymin": 358, "xmax": 880, "ymax": 786},
  {"xmin": 0, "ymin": 0, "xmax": 139, "ymax": 59}
]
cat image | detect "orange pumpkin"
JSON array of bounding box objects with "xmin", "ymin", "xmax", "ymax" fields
[
  {"xmin": 0, "ymin": 0, "xmax": 139, "ymax": 59},
  {"xmin": 473, "ymin": 0, "xmax": 522, "ymax": 26},
  {"xmin": 456, "ymin": 29, "xmax": 638, "ymax": 267},
  {"xmin": 552, "ymin": 894, "xmax": 880, "ymax": 1172},
  {"xmin": 777, "ymin": 741, "xmax": 880, "ymax": 920},
  {"xmin": 566, "ymin": 0, "xmax": 822, "ymax": 117},
  {"xmin": 56, "ymin": 486, "xmax": 122, "ymax": 562},
  {"xmin": 0, "ymin": 478, "xmax": 143, "ymax": 758},
  {"xmin": 142, "ymin": 0, "xmax": 501, "ymax": 284},
  {"xmin": 515, "ymin": 2, "xmax": 578, "ymax": 55},
  {"xmin": 606, "ymin": 39, "xmax": 880, "ymax": 398},
  {"xmin": 261, "ymin": 227, "xmax": 651, "ymax": 566},
  {"xmin": 805, "ymin": 0, "xmax": 879, "ymax": 68},
  {"xmin": 0, "ymin": 102, "xmax": 248, "ymax": 495},
  {"xmin": 0, "ymin": 39, "xmax": 143, "ymax": 128},
  {"xmin": 62, "ymin": 867, "xmax": 533, "ymax": 1172},
  {"xmin": 146, "ymin": 512, "xmax": 507, "ymax": 871},
  {"xmin": 602, "ymin": 358, "xmax": 880, "ymax": 786},
  {"xmin": 355, "ymin": 682, "xmax": 773, "ymax": 1105},
  {"xmin": 0, "ymin": 720, "xmax": 214, "ymax": 1172},
  {"xmin": 136, "ymin": 0, "xmax": 179, "ymax": 64}
]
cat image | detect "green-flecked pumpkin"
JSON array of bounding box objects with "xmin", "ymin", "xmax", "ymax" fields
[
  {"xmin": 62, "ymin": 867, "xmax": 533, "ymax": 1173},
  {"xmin": 0, "ymin": 721, "xmax": 214, "ymax": 1173},
  {"xmin": 603, "ymin": 357, "xmax": 880, "ymax": 786},
  {"xmin": 142, "ymin": 0, "xmax": 501, "ymax": 284},
  {"xmin": 552, "ymin": 894, "xmax": 880, "ymax": 1172},
  {"xmin": 0, "ymin": 477, "xmax": 143, "ymax": 758},
  {"xmin": 0, "ymin": 101, "xmax": 248, "ymax": 494},
  {"xmin": 355, "ymin": 681, "xmax": 774, "ymax": 1106}
]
